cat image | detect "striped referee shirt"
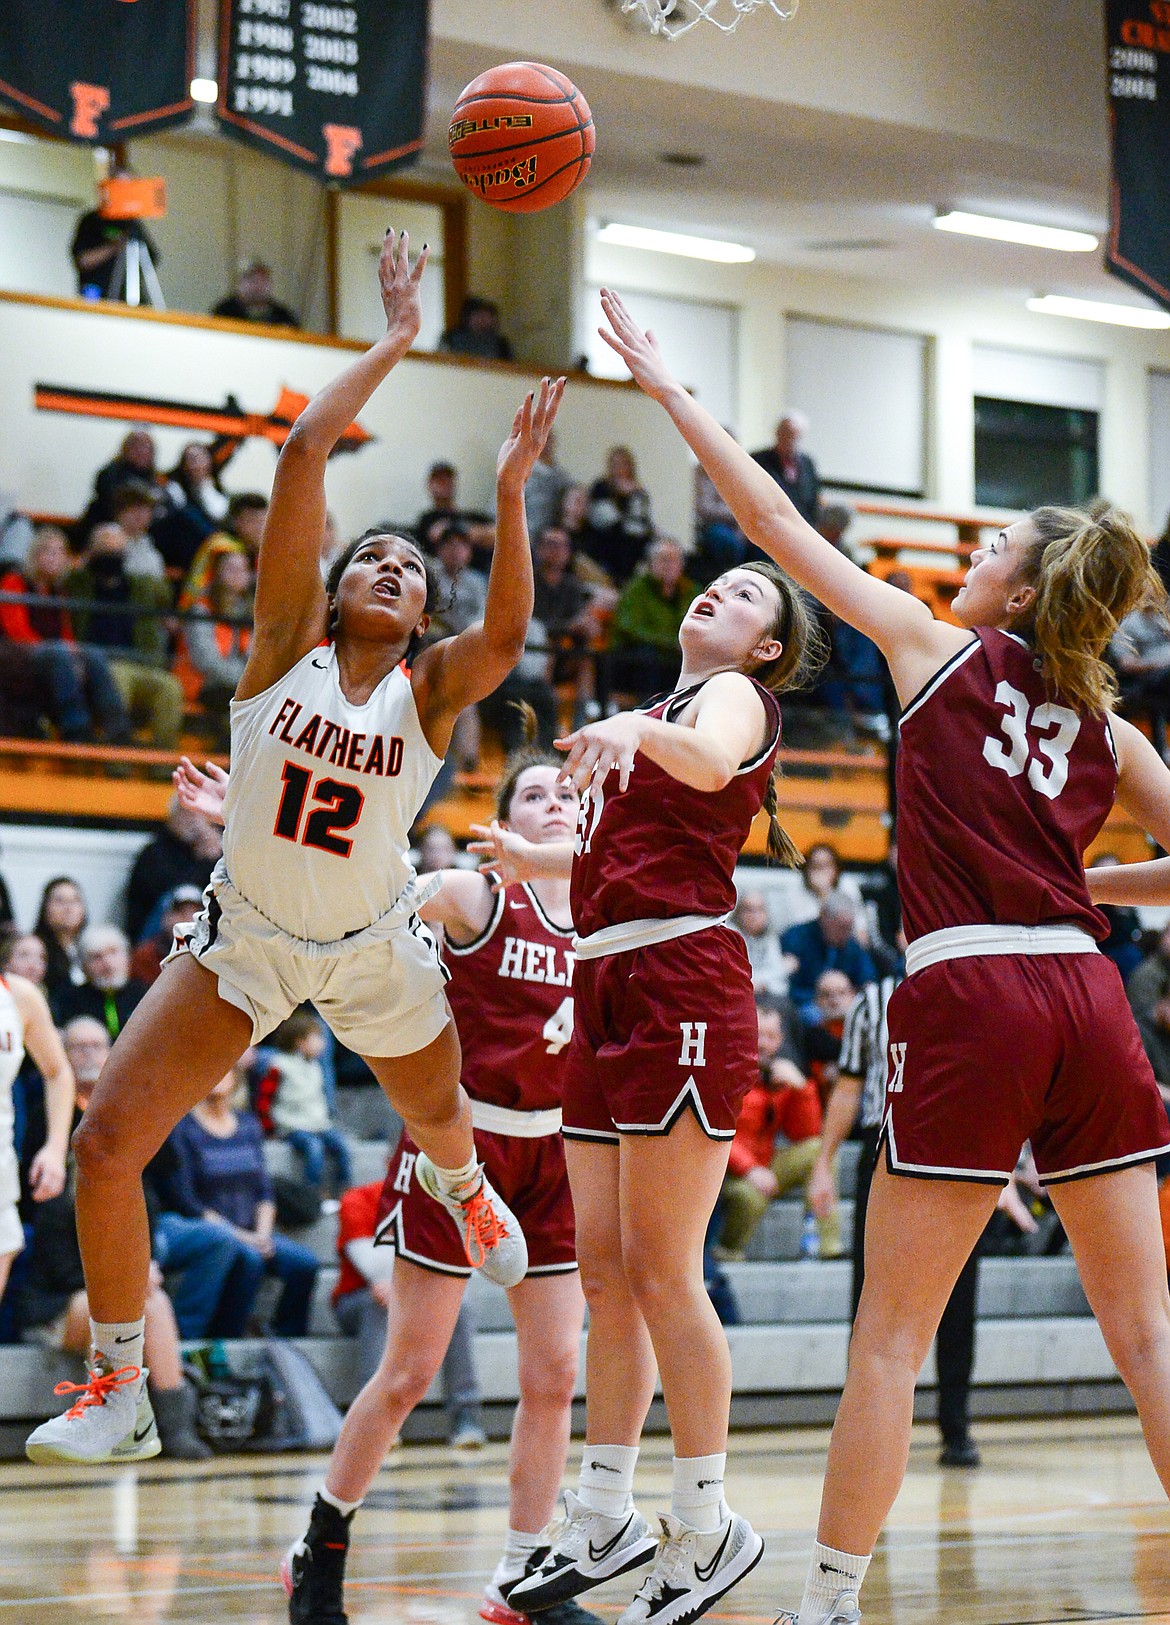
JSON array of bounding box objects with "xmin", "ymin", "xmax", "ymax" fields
[{"xmin": 837, "ymin": 974, "xmax": 900, "ymax": 1130}]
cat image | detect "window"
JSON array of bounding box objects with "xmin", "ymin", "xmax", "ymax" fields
[{"xmin": 973, "ymin": 397, "xmax": 1099, "ymax": 510}]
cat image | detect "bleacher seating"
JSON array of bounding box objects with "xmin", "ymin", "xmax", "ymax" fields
[{"xmin": 0, "ymin": 1127, "xmax": 1128, "ymax": 1457}]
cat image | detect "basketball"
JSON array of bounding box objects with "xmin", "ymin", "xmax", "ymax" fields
[{"xmin": 448, "ymin": 61, "xmax": 595, "ymax": 215}]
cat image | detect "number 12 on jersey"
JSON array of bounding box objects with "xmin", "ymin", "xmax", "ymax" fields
[{"xmin": 274, "ymin": 761, "xmax": 366, "ymax": 857}]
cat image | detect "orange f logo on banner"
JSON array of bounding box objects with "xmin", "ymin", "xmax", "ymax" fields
[
  {"xmin": 70, "ymin": 82, "xmax": 110, "ymax": 137},
  {"xmin": 323, "ymin": 124, "xmax": 362, "ymax": 178}
]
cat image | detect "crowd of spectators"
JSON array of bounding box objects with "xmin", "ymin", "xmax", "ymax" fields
[{"xmin": 0, "ymin": 400, "xmax": 917, "ymax": 771}]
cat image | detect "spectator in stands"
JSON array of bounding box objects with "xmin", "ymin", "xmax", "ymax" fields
[
  {"xmin": 109, "ymin": 482, "xmax": 167, "ymax": 582},
  {"xmin": 413, "ymin": 461, "xmax": 495, "ymax": 565},
  {"xmin": 583, "ymin": 446, "xmax": 654, "ymax": 584},
  {"xmin": 0, "ymin": 491, "xmax": 35, "ymax": 569},
  {"xmin": 332, "ymin": 1178, "xmax": 487, "ymax": 1446},
  {"xmin": 56, "ymin": 924, "xmax": 146, "ymax": 1038},
  {"xmin": 168, "ymin": 1068, "xmax": 320, "ymax": 1336},
  {"xmin": 524, "ymin": 431, "xmax": 574, "ymax": 546},
  {"xmin": 186, "ymin": 549, "xmax": 253, "ymax": 749},
  {"xmin": 732, "ymin": 889, "xmax": 792, "ymax": 999},
  {"xmin": 479, "ymin": 618, "xmax": 558, "ymax": 751},
  {"xmin": 211, "ymin": 259, "xmax": 299, "ymax": 327},
  {"xmin": 772, "ymin": 841, "xmax": 864, "ymax": 936},
  {"xmin": 1111, "ymin": 604, "xmax": 1170, "ymax": 759},
  {"xmin": 0, "ymin": 525, "xmax": 131, "ymax": 746},
  {"xmin": 713, "ymin": 999, "xmax": 840, "ymax": 1262},
  {"xmin": 1127, "ymin": 923, "xmax": 1170, "ymax": 1099},
  {"xmin": 783, "ymin": 891, "xmax": 875, "ymax": 1027},
  {"xmin": 66, "ymin": 523, "xmax": 181, "ymax": 752},
  {"xmin": 606, "ymin": 536, "xmax": 694, "ymax": 701},
  {"xmin": 416, "ymin": 824, "xmax": 458, "ymax": 874},
  {"xmin": 557, "ymin": 483, "xmax": 609, "ymax": 583},
  {"xmin": 856, "ymin": 838, "xmax": 900, "ymax": 958},
  {"xmin": 1091, "ymin": 853, "xmax": 1145, "ymax": 982},
  {"xmin": 533, "ymin": 523, "xmax": 607, "ymax": 725},
  {"xmin": 255, "ymin": 1010, "xmax": 352, "ymax": 1195},
  {"xmin": 751, "ymin": 410, "xmax": 821, "ymax": 527},
  {"xmin": 34, "ymin": 877, "xmax": 88, "ymax": 1005},
  {"xmin": 125, "ymin": 796, "xmax": 222, "ymax": 943},
  {"xmin": 82, "ymin": 430, "xmax": 160, "ymax": 532},
  {"xmin": 799, "ymin": 967, "xmax": 858, "ymax": 1108},
  {"xmin": 71, "ymin": 195, "xmax": 160, "ymax": 304},
  {"xmin": 154, "ymin": 443, "xmax": 228, "ymax": 575},
  {"xmin": 427, "ymin": 522, "xmax": 488, "ymax": 773},
  {"xmin": 179, "ymin": 493, "xmax": 269, "ymax": 614},
  {"xmin": 694, "ymin": 439, "xmax": 748, "ymax": 581},
  {"xmin": 14, "ymin": 1016, "xmax": 210, "ymax": 1459},
  {"xmin": 817, "ymin": 503, "xmax": 860, "ymax": 562},
  {"xmin": 130, "ymin": 884, "xmax": 203, "ymax": 986},
  {"xmin": 439, "ymin": 294, "xmax": 512, "ymax": 361}
]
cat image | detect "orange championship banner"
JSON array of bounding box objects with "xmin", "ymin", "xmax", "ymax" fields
[
  {"xmin": 216, "ymin": 0, "xmax": 430, "ymax": 182},
  {"xmin": 0, "ymin": 0, "xmax": 196, "ymax": 143}
]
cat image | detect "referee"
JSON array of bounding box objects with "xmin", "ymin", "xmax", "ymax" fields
[{"xmin": 808, "ymin": 955, "xmax": 983, "ymax": 1468}]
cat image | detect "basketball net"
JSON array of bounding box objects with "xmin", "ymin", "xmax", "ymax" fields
[{"xmin": 619, "ymin": 0, "xmax": 798, "ymax": 38}]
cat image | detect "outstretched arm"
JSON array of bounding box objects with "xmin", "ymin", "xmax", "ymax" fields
[
  {"xmin": 238, "ymin": 230, "xmax": 429, "ymax": 701},
  {"xmin": 555, "ymin": 671, "xmax": 766, "ymax": 794},
  {"xmin": 417, "ymin": 866, "xmax": 495, "ymax": 944},
  {"xmin": 468, "ymin": 822, "xmax": 574, "ymax": 889},
  {"xmin": 597, "ymin": 289, "xmax": 966, "ymax": 700},
  {"xmin": 413, "ymin": 377, "xmax": 565, "ymax": 755},
  {"xmin": 1087, "ymin": 716, "xmax": 1170, "ymax": 903}
]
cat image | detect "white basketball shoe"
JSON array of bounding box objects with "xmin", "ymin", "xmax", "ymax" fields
[
  {"xmin": 414, "ymin": 1153, "xmax": 528, "ymax": 1287},
  {"xmin": 25, "ymin": 1362, "xmax": 160, "ymax": 1465},
  {"xmin": 618, "ymin": 1510, "xmax": 764, "ymax": 1625},
  {"xmin": 506, "ymin": 1491, "xmax": 659, "ymax": 1611}
]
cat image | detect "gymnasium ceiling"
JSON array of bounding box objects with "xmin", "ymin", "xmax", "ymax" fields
[{"xmin": 200, "ymin": 0, "xmax": 1129, "ymax": 306}]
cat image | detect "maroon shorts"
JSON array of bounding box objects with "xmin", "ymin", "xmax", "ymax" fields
[
  {"xmin": 562, "ymin": 926, "xmax": 758, "ymax": 1142},
  {"xmin": 374, "ymin": 1127, "xmax": 577, "ymax": 1277},
  {"xmin": 882, "ymin": 951, "xmax": 1170, "ymax": 1184}
]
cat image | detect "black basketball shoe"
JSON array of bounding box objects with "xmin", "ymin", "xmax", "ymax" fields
[{"xmin": 281, "ymin": 1493, "xmax": 355, "ymax": 1625}]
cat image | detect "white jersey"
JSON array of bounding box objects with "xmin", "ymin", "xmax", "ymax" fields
[
  {"xmin": 222, "ymin": 645, "xmax": 443, "ymax": 942},
  {"xmin": 0, "ymin": 978, "xmax": 25, "ymax": 1209}
]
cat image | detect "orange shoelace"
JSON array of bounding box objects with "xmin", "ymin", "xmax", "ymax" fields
[
  {"xmin": 54, "ymin": 1365, "xmax": 141, "ymax": 1420},
  {"xmin": 460, "ymin": 1188, "xmax": 509, "ymax": 1268}
]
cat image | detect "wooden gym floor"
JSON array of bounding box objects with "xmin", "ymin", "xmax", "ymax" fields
[{"xmin": 0, "ymin": 1416, "xmax": 1167, "ymax": 1622}]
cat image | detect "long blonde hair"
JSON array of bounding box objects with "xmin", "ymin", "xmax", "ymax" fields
[{"xmin": 1015, "ymin": 501, "xmax": 1168, "ymax": 714}]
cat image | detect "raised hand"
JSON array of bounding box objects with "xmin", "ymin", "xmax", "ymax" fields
[
  {"xmin": 379, "ymin": 228, "xmax": 429, "ymax": 349},
  {"xmin": 497, "ymin": 375, "xmax": 567, "ymax": 491},
  {"xmin": 173, "ymin": 756, "xmax": 229, "ymax": 826},
  {"xmin": 555, "ymin": 712, "xmax": 646, "ymax": 794},
  {"xmin": 597, "ymin": 287, "xmax": 678, "ymax": 402},
  {"xmin": 467, "ymin": 820, "xmax": 544, "ymax": 889}
]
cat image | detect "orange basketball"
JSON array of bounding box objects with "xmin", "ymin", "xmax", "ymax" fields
[{"xmin": 448, "ymin": 61, "xmax": 595, "ymax": 214}]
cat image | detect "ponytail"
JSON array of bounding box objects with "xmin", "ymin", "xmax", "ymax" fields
[
  {"xmin": 495, "ymin": 702, "xmax": 564, "ymax": 820},
  {"xmin": 1019, "ymin": 501, "xmax": 1168, "ymax": 714},
  {"xmin": 762, "ymin": 767, "xmax": 803, "ymax": 868}
]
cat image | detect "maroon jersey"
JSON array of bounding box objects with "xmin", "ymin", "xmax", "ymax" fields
[
  {"xmin": 896, "ymin": 629, "xmax": 1114, "ymax": 944},
  {"xmin": 570, "ymin": 678, "xmax": 782, "ymax": 938},
  {"xmin": 443, "ymin": 881, "xmax": 575, "ymax": 1112}
]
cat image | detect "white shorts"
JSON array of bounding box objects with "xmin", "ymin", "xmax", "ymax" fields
[
  {"xmin": 167, "ymin": 871, "xmax": 451, "ymax": 1057},
  {"xmin": 0, "ymin": 1201, "xmax": 25, "ymax": 1259}
]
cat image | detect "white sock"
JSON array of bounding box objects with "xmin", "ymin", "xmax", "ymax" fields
[
  {"xmin": 798, "ymin": 1541, "xmax": 870, "ymax": 1624},
  {"xmin": 90, "ymin": 1318, "xmax": 145, "ymax": 1377},
  {"xmin": 671, "ymin": 1454, "xmax": 726, "ymax": 1534},
  {"xmin": 491, "ymin": 1528, "xmax": 543, "ymax": 1592},
  {"xmin": 432, "ymin": 1155, "xmax": 482, "ymax": 1197},
  {"xmin": 319, "ymin": 1484, "xmax": 362, "ymax": 1517},
  {"xmin": 578, "ymin": 1442, "xmax": 639, "ymax": 1517}
]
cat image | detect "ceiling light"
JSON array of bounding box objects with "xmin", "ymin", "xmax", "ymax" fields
[
  {"xmin": 190, "ymin": 78, "xmax": 218, "ymax": 103},
  {"xmin": 596, "ymin": 222, "xmax": 755, "ymax": 263},
  {"xmin": 1026, "ymin": 294, "xmax": 1170, "ymax": 329},
  {"xmin": 934, "ymin": 210, "xmax": 1098, "ymax": 253}
]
